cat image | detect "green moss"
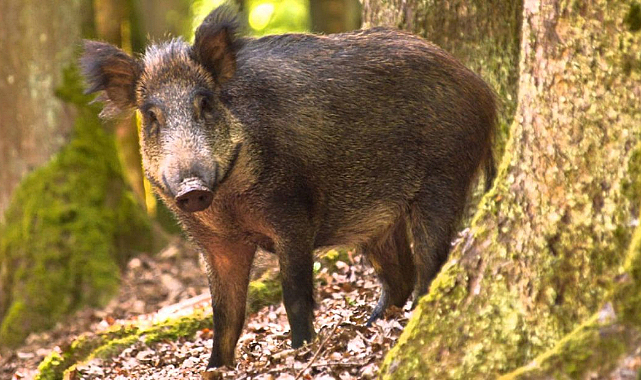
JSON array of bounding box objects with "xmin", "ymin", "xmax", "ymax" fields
[
  {"xmin": 615, "ymin": 221, "xmax": 641, "ymax": 325},
  {"xmin": 381, "ymin": 298, "xmax": 428, "ymax": 378},
  {"xmin": 34, "ymin": 249, "xmax": 344, "ymax": 377},
  {"xmin": 34, "ymin": 324, "xmax": 140, "ymax": 380},
  {"xmin": 36, "ymin": 352, "xmax": 65, "ymax": 380},
  {"xmin": 247, "ymin": 270, "xmax": 282, "ymax": 314},
  {"xmin": 499, "ymin": 218, "xmax": 641, "ymax": 379},
  {"xmin": 0, "ymin": 301, "xmax": 27, "ymax": 349},
  {"xmin": 381, "ymin": 260, "xmax": 472, "ymax": 379},
  {"xmin": 498, "ymin": 314, "xmax": 628, "ymax": 379},
  {"xmin": 622, "ymin": 143, "xmax": 641, "ymax": 209},
  {"xmin": 142, "ymin": 311, "xmax": 211, "ymax": 344},
  {"xmin": 90, "ymin": 335, "xmax": 139, "ymax": 359},
  {"xmin": 320, "ymin": 249, "xmax": 350, "ymax": 267},
  {"xmin": 0, "ymin": 65, "xmax": 152, "ymax": 348},
  {"xmin": 35, "ymin": 310, "xmax": 212, "ymax": 379}
]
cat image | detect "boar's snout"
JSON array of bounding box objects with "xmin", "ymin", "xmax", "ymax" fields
[
  {"xmin": 175, "ymin": 178, "xmax": 214, "ymax": 213},
  {"xmin": 162, "ymin": 161, "xmax": 218, "ymax": 213}
]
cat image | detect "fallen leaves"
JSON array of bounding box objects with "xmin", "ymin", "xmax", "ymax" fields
[
  {"xmin": 2, "ymin": 244, "xmax": 414, "ymax": 380},
  {"xmin": 75, "ymin": 254, "xmax": 410, "ymax": 379}
]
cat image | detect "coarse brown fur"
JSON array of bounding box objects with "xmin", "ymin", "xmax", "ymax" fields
[{"xmin": 81, "ymin": 4, "xmax": 497, "ymax": 369}]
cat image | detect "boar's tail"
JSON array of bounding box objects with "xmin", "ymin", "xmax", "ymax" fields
[
  {"xmin": 484, "ymin": 153, "xmax": 496, "ymax": 192},
  {"xmin": 481, "ymin": 83, "xmax": 498, "ymax": 193}
]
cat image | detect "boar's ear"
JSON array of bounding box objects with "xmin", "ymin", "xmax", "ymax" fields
[
  {"xmin": 80, "ymin": 40, "xmax": 141, "ymax": 118},
  {"xmin": 192, "ymin": 6, "xmax": 240, "ymax": 84}
]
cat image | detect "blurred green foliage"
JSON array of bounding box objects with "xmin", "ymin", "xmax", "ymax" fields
[
  {"xmin": 190, "ymin": 0, "xmax": 309, "ymax": 39},
  {"xmin": 245, "ymin": 0, "xmax": 309, "ymax": 35}
]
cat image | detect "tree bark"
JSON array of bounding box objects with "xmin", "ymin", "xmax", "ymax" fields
[
  {"xmin": 363, "ymin": 0, "xmax": 641, "ymax": 378},
  {"xmin": 0, "ymin": 0, "xmax": 80, "ymax": 222}
]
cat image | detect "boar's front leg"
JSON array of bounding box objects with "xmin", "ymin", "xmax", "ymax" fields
[
  {"xmin": 276, "ymin": 238, "xmax": 315, "ymax": 348},
  {"xmin": 200, "ymin": 239, "xmax": 256, "ymax": 368}
]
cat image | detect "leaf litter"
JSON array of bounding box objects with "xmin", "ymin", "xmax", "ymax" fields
[{"xmin": 1, "ymin": 241, "xmax": 411, "ymax": 379}]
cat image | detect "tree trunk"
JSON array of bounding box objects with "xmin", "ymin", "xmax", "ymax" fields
[
  {"xmin": 0, "ymin": 0, "xmax": 154, "ymax": 349},
  {"xmin": 93, "ymin": 0, "xmax": 149, "ymax": 211},
  {"xmin": 139, "ymin": 0, "xmax": 192, "ymax": 42},
  {"xmin": 0, "ymin": 0, "xmax": 80, "ymax": 222},
  {"xmin": 309, "ymin": 0, "xmax": 361, "ymax": 34},
  {"xmin": 363, "ymin": 0, "xmax": 641, "ymax": 378}
]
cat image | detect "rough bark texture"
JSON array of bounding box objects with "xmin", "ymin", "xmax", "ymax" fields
[
  {"xmin": 501, "ymin": 215, "xmax": 641, "ymax": 379},
  {"xmin": 0, "ymin": 0, "xmax": 81, "ymax": 222},
  {"xmin": 368, "ymin": 0, "xmax": 641, "ymax": 378}
]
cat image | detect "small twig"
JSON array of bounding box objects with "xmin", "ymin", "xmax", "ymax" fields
[
  {"xmin": 310, "ymin": 361, "xmax": 367, "ymax": 368},
  {"xmin": 294, "ymin": 318, "xmax": 343, "ymax": 380}
]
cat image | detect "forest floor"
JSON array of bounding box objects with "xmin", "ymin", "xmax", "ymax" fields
[{"xmin": 0, "ymin": 239, "xmax": 409, "ymax": 379}]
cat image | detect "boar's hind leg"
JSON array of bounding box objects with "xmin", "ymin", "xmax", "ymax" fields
[
  {"xmin": 408, "ymin": 190, "xmax": 463, "ymax": 306},
  {"xmin": 277, "ymin": 238, "xmax": 315, "ymax": 348},
  {"xmin": 202, "ymin": 240, "xmax": 256, "ymax": 369},
  {"xmin": 362, "ymin": 218, "xmax": 415, "ymax": 325}
]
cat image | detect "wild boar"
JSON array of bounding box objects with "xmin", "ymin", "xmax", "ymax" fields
[{"xmin": 81, "ymin": 5, "xmax": 496, "ymax": 368}]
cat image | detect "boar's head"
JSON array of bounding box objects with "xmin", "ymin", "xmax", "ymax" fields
[{"xmin": 81, "ymin": 7, "xmax": 243, "ymax": 213}]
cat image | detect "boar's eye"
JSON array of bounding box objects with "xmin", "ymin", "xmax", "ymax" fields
[
  {"xmin": 146, "ymin": 109, "xmax": 158, "ymax": 123},
  {"xmin": 142, "ymin": 107, "xmax": 161, "ymax": 138},
  {"xmin": 194, "ymin": 90, "xmax": 215, "ymax": 120}
]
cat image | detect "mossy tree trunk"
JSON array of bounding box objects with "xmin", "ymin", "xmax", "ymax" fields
[
  {"xmin": 363, "ymin": 0, "xmax": 641, "ymax": 378},
  {"xmin": 0, "ymin": 0, "xmax": 81, "ymax": 222},
  {"xmin": 0, "ymin": 0, "xmax": 153, "ymax": 349}
]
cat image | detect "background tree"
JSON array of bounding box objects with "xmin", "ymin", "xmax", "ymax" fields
[
  {"xmin": 0, "ymin": 0, "xmax": 154, "ymax": 348},
  {"xmin": 0, "ymin": 0, "xmax": 80, "ymax": 222},
  {"xmin": 309, "ymin": 0, "xmax": 361, "ymax": 34},
  {"xmin": 140, "ymin": 0, "xmax": 193, "ymax": 42},
  {"xmin": 363, "ymin": 0, "xmax": 641, "ymax": 377}
]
